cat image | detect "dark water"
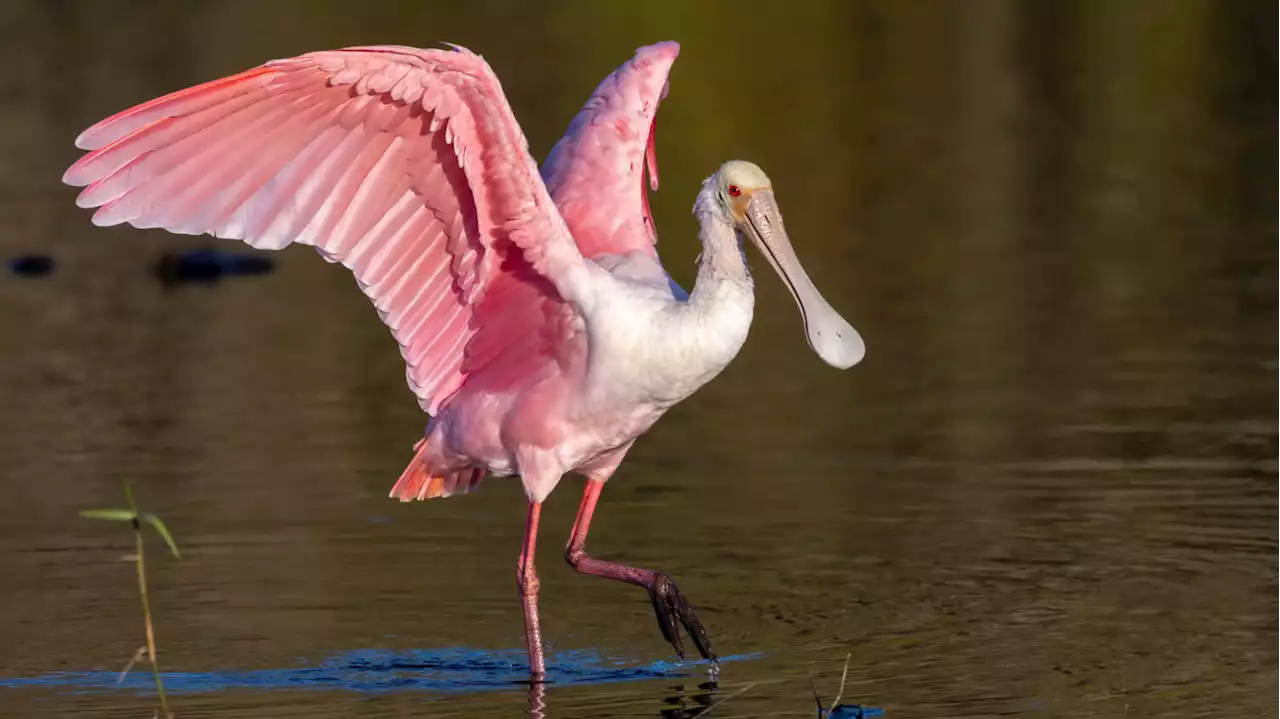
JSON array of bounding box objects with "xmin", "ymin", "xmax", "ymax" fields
[{"xmin": 0, "ymin": 1, "xmax": 1275, "ymax": 717}]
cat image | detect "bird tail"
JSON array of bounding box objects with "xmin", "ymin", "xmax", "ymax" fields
[{"xmin": 389, "ymin": 438, "xmax": 485, "ymax": 501}]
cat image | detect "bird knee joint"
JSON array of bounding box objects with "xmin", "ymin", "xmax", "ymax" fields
[{"xmin": 564, "ymin": 545, "xmax": 586, "ymax": 568}]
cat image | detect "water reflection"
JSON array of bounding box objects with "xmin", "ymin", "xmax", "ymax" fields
[
  {"xmin": 0, "ymin": 648, "xmax": 745, "ymax": 696},
  {"xmin": 1, "ymin": 648, "xmax": 766, "ymax": 717},
  {"xmin": 657, "ymin": 681, "xmax": 718, "ymax": 718},
  {"xmin": 528, "ymin": 680, "xmax": 547, "ymax": 718}
]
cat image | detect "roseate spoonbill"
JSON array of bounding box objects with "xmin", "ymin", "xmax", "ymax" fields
[{"xmin": 62, "ymin": 40, "xmax": 865, "ymax": 679}]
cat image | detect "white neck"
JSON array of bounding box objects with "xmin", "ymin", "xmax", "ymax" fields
[
  {"xmin": 689, "ymin": 193, "xmax": 753, "ymax": 309},
  {"xmin": 651, "ymin": 194, "xmax": 754, "ymax": 401}
]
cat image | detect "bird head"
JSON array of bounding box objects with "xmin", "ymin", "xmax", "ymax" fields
[{"xmin": 711, "ymin": 160, "xmax": 866, "ymax": 370}]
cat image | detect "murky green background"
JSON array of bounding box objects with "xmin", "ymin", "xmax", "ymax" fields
[{"xmin": 0, "ymin": 1, "xmax": 1275, "ymax": 717}]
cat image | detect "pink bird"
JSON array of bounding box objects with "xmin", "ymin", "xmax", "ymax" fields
[{"xmin": 62, "ymin": 40, "xmax": 864, "ymax": 679}]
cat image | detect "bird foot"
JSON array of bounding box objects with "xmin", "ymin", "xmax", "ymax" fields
[{"xmin": 648, "ymin": 573, "xmax": 717, "ymax": 663}]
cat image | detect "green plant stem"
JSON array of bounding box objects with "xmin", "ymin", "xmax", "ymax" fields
[{"xmin": 134, "ymin": 524, "xmax": 170, "ymax": 718}]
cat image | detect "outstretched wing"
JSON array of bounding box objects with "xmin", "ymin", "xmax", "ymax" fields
[
  {"xmin": 542, "ymin": 41, "xmax": 679, "ymax": 262},
  {"xmin": 64, "ymin": 44, "xmax": 593, "ymax": 415}
]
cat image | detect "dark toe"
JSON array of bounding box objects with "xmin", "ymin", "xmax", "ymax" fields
[
  {"xmin": 649, "ymin": 573, "xmax": 716, "ymax": 662},
  {"xmin": 650, "ymin": 574, "xmax": 685, "ymax": 657}
]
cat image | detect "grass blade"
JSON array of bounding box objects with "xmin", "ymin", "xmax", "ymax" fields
[
  {"xmin": 80, "ymin": 509, "xmax": 137, "ymax": 522},
  {"xmin": 141, "ymin": 514, "xmax": 181, "ymax": 558},
  {"xmin": 123, "ymin": 481, "xmax": 136, "ymax": 513}
]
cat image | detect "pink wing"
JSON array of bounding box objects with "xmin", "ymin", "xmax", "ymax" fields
[
  {"xmin": 63, "ymin": 45, "xmax": 589, "ymax": 415},
  {"xmin": 542, "ymin": 41, "xmax": 679, "ymax": 261}
]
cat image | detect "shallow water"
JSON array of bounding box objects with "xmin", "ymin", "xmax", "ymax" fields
[{"xmin": 0, "ymin": 1, "xmax": 1275, "ymax": 717}]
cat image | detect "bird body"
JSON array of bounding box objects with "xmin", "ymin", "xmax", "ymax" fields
[
  {"xmin": 64, "ymin": 39, "xmax": 862, "ymax": 678},
  {"xmin": 408, "ymin": 199, "xmax": 756, "ymax": 503}
]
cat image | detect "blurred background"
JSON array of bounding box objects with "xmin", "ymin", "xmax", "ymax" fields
[{"xmin": 0, "ymin": 1, "xmax": 1274, "ymax": 717}]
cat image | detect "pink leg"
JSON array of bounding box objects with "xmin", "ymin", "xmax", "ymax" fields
[
  {"xmin": 518, "ymin": 501, "xmax": 546, "ymax": 680},
  {"xmin": 564, "ymin": 479, "xmax": 717, "ymax": 663}
]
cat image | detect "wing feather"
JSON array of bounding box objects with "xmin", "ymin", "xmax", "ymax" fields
[
  {"xmin": 542, "ymin": 41, "xmax": 679, "ymax": 261},
  {"xmin": 64, "ymin": 44, "xmax": 592, "ymax": 415}
]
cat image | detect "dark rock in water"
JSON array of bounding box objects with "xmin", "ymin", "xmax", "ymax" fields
[
  {"xmin": 155, "ymin": 250, "xmax": 222, "ymax": 283},
  {"xmin": 9, "ymin": 254, "xmax": 55, "ymax": 277},
  {"xmin": 155, "ymin": 249, "xmax": 276, "ymax": 285}
]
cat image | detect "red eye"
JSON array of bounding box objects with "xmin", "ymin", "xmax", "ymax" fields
[{"xmin": 728, "ymin": 184, "xmax": 742, "ymax": 197}]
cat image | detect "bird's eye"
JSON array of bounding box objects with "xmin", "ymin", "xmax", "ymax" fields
[{"xmin": 728, "ymin": 185, "xmax": 742, "ymax": 198}]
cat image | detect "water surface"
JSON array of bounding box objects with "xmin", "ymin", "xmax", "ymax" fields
[{"xmin": 0, "ymin": 1, "xmax": 1275, "ymax": 717}]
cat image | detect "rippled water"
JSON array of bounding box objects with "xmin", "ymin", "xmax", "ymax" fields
[{"xmin": 0, "ymin": 1, "xmax": 1275, "ymax": 717}]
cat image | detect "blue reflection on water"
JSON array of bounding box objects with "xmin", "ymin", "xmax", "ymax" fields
[
  {"xmin": 829, "ymin": 704, "xmax": 885, "ymax": 718},
  {"xmin": 0, "ymin": 648, "xmax": 761, "ymax": 696}
]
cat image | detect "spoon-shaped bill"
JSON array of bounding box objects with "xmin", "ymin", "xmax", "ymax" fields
[{"xmin": 742, "ymin": 190, "xmax": 865, "ymax": 369}]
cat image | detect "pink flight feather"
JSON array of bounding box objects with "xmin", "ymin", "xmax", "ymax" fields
[{"xmin": 63, "ymin": 44, "xmax": 588, "ymax": 417}]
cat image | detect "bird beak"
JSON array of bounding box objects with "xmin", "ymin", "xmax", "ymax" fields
[{"xmin": 742, "ymin": 189, "xmax": 866, "ymax": 369}]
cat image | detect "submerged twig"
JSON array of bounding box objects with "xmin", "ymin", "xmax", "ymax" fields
[
  {"xmin": 116, "ymin": 645, "xmax": 148, "ymax": 684},
  {"xmin": 829, "ymin": 652, "xmax": 852, "ymax": 712},
  {"xmin": 809, "ymin": 665, "xmax": 823, "ymax": 714},
  {"xmin": 811, "ymin": 653, "xmax": 854, "ymax": 717}
]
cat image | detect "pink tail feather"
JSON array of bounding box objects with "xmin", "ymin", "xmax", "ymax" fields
[{"xmin": 390, "ymin": 438, "xmax": 485, "ymax": 501}]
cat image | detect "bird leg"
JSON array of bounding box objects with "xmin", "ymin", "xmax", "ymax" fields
[
  {"xmin": 564, "ymin": 479, "xmax": 717, "ymax": 665},
  {"xmin": 518, "ymin": 501, "xmax": 546, "ymax": 680}
]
